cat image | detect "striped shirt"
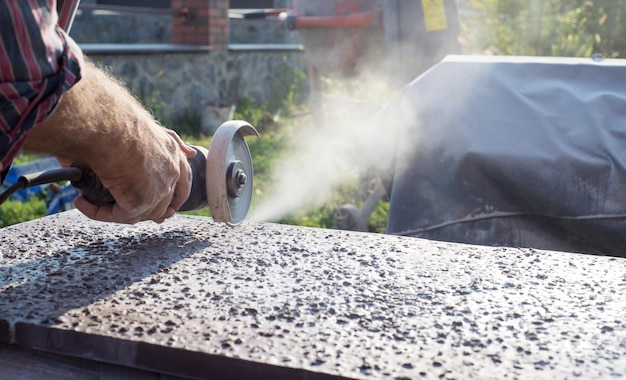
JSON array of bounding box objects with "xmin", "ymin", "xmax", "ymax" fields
[{"xmin": 0, "ymin": 0, "xmax": 83, "ymax": 178}]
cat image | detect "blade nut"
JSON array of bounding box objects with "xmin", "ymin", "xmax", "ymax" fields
[
  {"xmin": 227, "ymin": 160, "xmax": 247, "ymax": 197},
  {"xmin": 236, "ymin": 170, "xmax": 247, "ymax": 187}
]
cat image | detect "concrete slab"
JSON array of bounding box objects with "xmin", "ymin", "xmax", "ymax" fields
[{"xmin": 1, "ymin": 210, "xmax": 626, "ymax": 379}]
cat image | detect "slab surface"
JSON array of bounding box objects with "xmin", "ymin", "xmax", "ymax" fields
[{"xmin": 1, "ymin": 210, "xmax": 626, "ymax": 379}]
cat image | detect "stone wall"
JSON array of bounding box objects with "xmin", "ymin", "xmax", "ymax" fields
[
  {"xmin": 73, "ymin": 3, "xmax": 306, "ymax": 135},
  {"xmin": 70, "ymin": 7, "xmax": 300, "ymax": 44},
  {"xmin": 70, "ymin": 12, "xmax": 171, "ymax": 44},
  {"xmin": 85, "ymin": 47, "xmax": 307, "ymax": 134},
  {"xmin": 71, "ymin": 13, "xmax": 300, "ymax": 44}
]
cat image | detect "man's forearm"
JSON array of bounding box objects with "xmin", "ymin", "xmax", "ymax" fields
[{"xmin": 24, "ymin": 59, "xmax": 154, "ymax": 173}]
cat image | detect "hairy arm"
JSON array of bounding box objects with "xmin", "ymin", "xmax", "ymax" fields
[{"xmin": 25, "ymin": 59, "xmax": 196, "ymax": 224}]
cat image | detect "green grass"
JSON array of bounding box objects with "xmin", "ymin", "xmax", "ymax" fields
[{"xmin": 0, "ymin": 198, "xmax": 47, "ymax": 228}]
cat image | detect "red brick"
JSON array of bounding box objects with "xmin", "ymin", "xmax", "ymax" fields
[
  {"xmin": 183, "ymin": 0, "xmax": 209, "ymax": 8},
  {"xmin": 171, "ymin": 0, "xmax": 230, "ymax": 46},
  {"xmin": 210, "ymin": 18, "xmax": 228, "ymax": 26}
]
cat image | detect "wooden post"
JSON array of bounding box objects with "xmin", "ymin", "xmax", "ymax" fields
[{"xmin": 307, "ymin": 63, "xmax": 324, "ymax": 127}]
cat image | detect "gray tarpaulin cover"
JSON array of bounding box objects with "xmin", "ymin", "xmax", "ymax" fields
[{"xmin": 379, "ymin": 55, "xmax": 626, "ymax": 256}]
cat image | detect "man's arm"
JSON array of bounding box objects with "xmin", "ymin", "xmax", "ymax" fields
[{"xmin": 24, "ymin": 59, "xmax": 197, "ymax": 224}]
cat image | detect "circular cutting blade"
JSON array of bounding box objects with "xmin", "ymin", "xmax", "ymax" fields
[{"xmin": 206, "ymin": 121, "xmax": 259, "ymax": 225}]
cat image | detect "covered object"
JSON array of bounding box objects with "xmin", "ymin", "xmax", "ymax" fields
[{"xmin": 378, "ymin": 55, "xmax": 626, "ymax": 256}]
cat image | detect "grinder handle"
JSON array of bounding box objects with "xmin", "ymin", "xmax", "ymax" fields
[
  {"xmin": 70, "ymin": 145, "xmax": 207, "ymax": 209},
  {"xmin": 70, "ymin": 163, "xmax": 116, "ymax": 206}
]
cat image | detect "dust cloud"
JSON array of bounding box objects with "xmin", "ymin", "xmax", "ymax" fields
[{"xmin": 248, "ymin": 77, "xmax": 399, "ymax": 223}]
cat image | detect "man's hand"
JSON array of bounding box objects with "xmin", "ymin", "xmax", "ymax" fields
[
  {"xmin": 25, "ymin": 59, "xmax": 196, "ymax": 224},
  {"xmin": 73, "ymin": 128, "xmax": 197, "ymax": 224}
]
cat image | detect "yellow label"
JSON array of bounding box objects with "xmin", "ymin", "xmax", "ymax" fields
[{"xmin": 421, "ymin": 0, "xmax": 448, "ymax": 32}]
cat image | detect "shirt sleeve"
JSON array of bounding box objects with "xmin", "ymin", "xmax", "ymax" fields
[{"xmin": 0, "ymin": 0, "xmax": 83, "ymax": 174}]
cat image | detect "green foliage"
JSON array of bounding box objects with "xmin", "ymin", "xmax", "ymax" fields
[
  {"xmin": 10, "ymin": 152, "xmax": 45, "ymax": 166},
  {"xmin": 265, "ymin": 62, "xmax": 309, "ymax": 115},
  {"xmin": 172, "ymin": 107, "xmax": 203, "ymax": 138},
  {"xmin": 234, "ymin": 65, "xmax": 308, "ymax": 131},
  {"xmin": 233, "ymin": 96, "xmax": 269, "ymax": 129},
  {"xmin": 0, "ymin": 198, "xmax": 47, "ymax": 228},
  {"xmin": 368, "ymin": 200, "xmax": 389, "ymax": 233},
  {"xmin": 462, "ymin": 0, "xmax": 626, "ymax": 58},
  {"xmin": 0, "ymin": 152, "xmax": 51, "ymax": 227}
]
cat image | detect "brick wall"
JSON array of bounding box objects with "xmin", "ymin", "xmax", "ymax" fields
[{"xmin": 171, "ymin": 0, "xmax": 229, "ymax": 50}]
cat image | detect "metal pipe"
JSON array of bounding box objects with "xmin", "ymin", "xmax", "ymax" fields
[
  {"xmin": 241, "ymin": 8, "xmax": 288, "ymax": 19},
  {"xmin": 77, "ymin": 4, "xmax": 177, "ymax": 16},
  {"xmin": 279, "ymin": 11, "xmax": 374, "ymax": 30}
]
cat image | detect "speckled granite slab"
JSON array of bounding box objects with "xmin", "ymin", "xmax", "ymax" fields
[{"xmin": 1, "ymin": 210, "xmax": 625, "ymax": 379}]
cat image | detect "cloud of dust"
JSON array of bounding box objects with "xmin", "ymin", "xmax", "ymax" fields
[{"xmin": 248, "ymin": 77, "xmax": 398, "ymax": 223}]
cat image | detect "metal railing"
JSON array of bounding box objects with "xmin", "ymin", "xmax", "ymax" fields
[{"xmin": 77, "ymin": 3, "xmax": 184, "ymax": 17}]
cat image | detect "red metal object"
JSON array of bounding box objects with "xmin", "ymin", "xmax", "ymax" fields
[
  {"xmin": 278, "ymin": 0, "xmax": 383, "ymax": 78},
  {"xmin": 279, "ymin": 11, "xmax": 374, "ymax": 29}
]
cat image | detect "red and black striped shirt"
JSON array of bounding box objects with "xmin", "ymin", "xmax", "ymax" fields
[{"xmin": 0, "ymin": 0, "xmax": 83, "ymax": 176}]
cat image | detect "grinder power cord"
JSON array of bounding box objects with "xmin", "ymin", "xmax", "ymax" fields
[{"xmin": 0, "ymin": 121, "xmax": 258, "ymax": 226}]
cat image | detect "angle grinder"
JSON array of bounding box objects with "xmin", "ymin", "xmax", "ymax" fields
[{"xmin": 0, "ymin": 120, "xmax": 259, "ymax": 226}]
